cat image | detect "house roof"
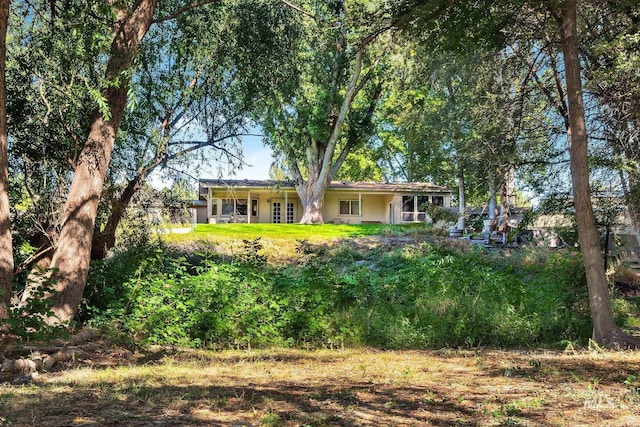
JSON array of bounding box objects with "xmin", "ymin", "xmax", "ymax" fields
[{"xmin": 199, "ymin": 179, "xmax": 451, "ymax": 195}]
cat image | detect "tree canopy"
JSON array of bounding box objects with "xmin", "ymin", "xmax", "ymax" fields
[{"xmin": 0, "ymin": 0, "xmax": 638, "ymax": 348}]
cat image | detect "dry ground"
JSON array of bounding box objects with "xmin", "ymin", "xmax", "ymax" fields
[{"xmin": 2, "ymin": 345, "xmax": 640, "ymax": 426}]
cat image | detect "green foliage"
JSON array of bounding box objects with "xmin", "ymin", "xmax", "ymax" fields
[
  {"xmin": 236, "ymin": 237, "xmax": 267, "ymax": 268},
  {"xmin": 85, "ymin": 238, "xmax": 600, "ymax": 349},
  {"xmin": 8, "ymin": 269, "xmax": 70, "ymax": 342}
]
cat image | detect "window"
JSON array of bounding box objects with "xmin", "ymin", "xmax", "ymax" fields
[
  {"xmin": 339, "ymin": 200, "xmax": 360, "ymax": 215},
  {"xmin": 417, "ymin": 196, "xmax": 429, "ymax": 221},
  {"xmin": 286, "ymin": 202, "xmax": 294, "ymax": 223},
  {"xmin": 236, "ymin": 199, "xmax": 247, "ymax": 216},
  {"xmin": 221, "ymin": 198, "xmax": 247, "ymax": 216},
  {"xmin": 251, "ymin": 199, "xmax": 258, "ymax": 217},
  {"xmin": 211, "ymin": 199, "xmax": 218, "ymax": 216},
  {"xmin": 402, "ymin": 195, "xmax": 431, "ymax": 222},
  {"xmin": 273, "ymin": 202, "xmax": 281, "ymax": 223},
  {"xmin": 221, "ymin": 198, "xmax": 234, "ymax": 215},
  {"xmin": 432, "ymin": 195, "xmax": 444, "ymax": 206},
  {"xmin": 402, "ymin": 196, "xmax": 415, "ymax": 221}
]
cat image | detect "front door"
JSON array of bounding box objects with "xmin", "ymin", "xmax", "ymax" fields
[
  {"xmin": 272, "ymin": 201, "xmax": 282, "ymax": 223},
  {"xmin": 272, "ymin": 200, "xmax": 296, "ymax": 223}
]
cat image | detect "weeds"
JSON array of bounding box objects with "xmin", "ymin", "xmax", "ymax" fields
[{"xmin": 78, "ymin": 234, "xmax": 612, "ymax": 350}]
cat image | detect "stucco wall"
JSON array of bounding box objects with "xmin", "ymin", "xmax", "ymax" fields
[
  {"xmin": 323, "ymin": 192, "xmax": 390, "ymax": 224},
  {"xmin": 203, "ymin": 187, "xmax": 451, "ymax": 224}
]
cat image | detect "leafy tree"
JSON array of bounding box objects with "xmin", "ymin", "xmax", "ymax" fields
[
  {"xmin": 581, "ymin": 1, "xmax": 640, "ymax": 247},
  {"xmin": 92, "ymin": 0, "xmax": 300, "ymax": 259},
  {"xmin": 393, "ymin": 0, "xmax": 637, "ymax": 347},
  {"xmin": 546, "ymin": 0, "xmax": 636, "ymax": 347},
  {"xmin": 7, "ymin": 1, "xmax": 113, "ymax": 280},
  {"xmin": 260, "ymin": 0, "xmax": 389, "ymax": 224}
]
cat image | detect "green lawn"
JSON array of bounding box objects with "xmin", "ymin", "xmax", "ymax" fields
[{"xmin": 162, "ymin": 222, "xmax": 413, "ymax": 243}]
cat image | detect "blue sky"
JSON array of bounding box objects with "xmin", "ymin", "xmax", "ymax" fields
[
  {"xmin": 148, "ymin": 125, "xmax": 275, "ymax": 189},
  {"xmin": 220, "ymin": 134, "xmax": 274, "ymax": 180}
]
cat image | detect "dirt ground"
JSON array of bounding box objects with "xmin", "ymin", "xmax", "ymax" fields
[{"xmin": 2, "ymin": 343, "xmax": 640, "ymax": 426}]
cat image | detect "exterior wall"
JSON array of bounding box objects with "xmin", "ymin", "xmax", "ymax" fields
[
  {"xmin": 205, "ymin": 188, "xmax": 302, "ymax": 223},
  {"xmin": 201, "ymin": 185, "xmax": 451, "ymax": 225},
  {"xmin": 323, "ymin": 192, "xmax": 390, "ymax": 224},
  {"xmin": 195, "ymin": 206, "xmax": 207, "ymax": 223},
  {"xmin": 361, "ymin": 194, "xmax": 389, "ymax": 223}
]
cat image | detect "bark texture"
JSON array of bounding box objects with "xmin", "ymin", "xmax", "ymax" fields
[
  {"xmin": 556, "ymin": 0, "xmax": 637, "ymax": 348},
  {"xmin": 48, "ymin": 0, "xmax": 158, "ymax": 324},
  {"xmin": 0, "ymin": 0, "xmax": 12, "ymax": 320},
  {"xmin": 92, "ymin": 174, "xmax": 145, "ymax": 259},
  {"xmin": 297, "ymin": 178, "xmax": 328, "ymax": 224}
]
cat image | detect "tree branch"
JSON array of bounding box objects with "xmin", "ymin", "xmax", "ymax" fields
[
  {"xmin": 318, "ymin": 48, "xmax": 364, "ymax": 185},
  {"xmin": 152, "ymin": 0, "xmax": 221, "ymax": 24},
  {"xmin": 279, "ymin": 0, "xmax": 317, "ymax": 21}
]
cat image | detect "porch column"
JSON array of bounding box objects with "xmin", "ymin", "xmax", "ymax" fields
[
  {"xmin": 207, "ymin": 188, "xmax": 213, "ymax": 223},
  {"xmin": 247, "ymin": 190, "xmax": 251, "ymax": 224},
  {"xmin": 284, "ymin": 192, "xmax": 288, "ymax": 223}
]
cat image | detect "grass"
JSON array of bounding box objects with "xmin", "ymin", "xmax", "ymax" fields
[
  {"xmin": 2, "ymin": 347, "xmax": 640, "ymax": 426},
  {"xmin": 161, "ymin": 223, "xmax": 417, "ymax": 243},
  {"xmin": 157, "ymin": 223, "xmax": 429, "ymax": 261}
]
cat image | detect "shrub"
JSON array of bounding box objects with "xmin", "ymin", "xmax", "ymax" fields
[{"xmin": 84, "ymin": 240, "xmax": 599, "ymax": 349}]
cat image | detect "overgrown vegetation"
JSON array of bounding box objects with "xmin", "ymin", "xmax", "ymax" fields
[{"xmin": 78, "ymin": 226, "xmax": 636, "ymax": 349}]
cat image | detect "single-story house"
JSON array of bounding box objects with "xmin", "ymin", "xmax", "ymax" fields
[{"xmin": 197, "ymin": 179, "xmax": 452, "ymax": 224}]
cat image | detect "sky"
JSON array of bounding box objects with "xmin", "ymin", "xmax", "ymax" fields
[
  {"xmin": 196, "ymin": 133, "xmax": 274, "ymax": 181},
  {"xmin": 148, "ymin": 126, "xmax": 275, "ymax": 190}
]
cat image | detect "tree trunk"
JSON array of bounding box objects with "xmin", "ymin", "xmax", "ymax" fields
[
  {"xmin": 48, "ymin": 0, "xmax": 157, "ymax": 324},
  {"xmin": 292, "ymin": 50, "xmax": 364, "ymax": 224},
  {"xmin": 488, "ymin": 175, "xmax": 498, "ymax": 222},
  {"xmin": 296, "ymin": 179, "xmax": 327, "ymax": 224},
  {"xmin": 92, "ymin": 174, "xmax": 145, "ymax": 260},
  {"xmin": 0, "ymin": 0, "xmax": 11, "ymax": 320},
  {"xmin": 21, "ymin": 248, "xmax": 53, "ymax": 305},
  {"xmin": 556, "ymin": 0, "xmax": 637, "ymax": 348},
  {"xmin": 456, "ymin": 164, "xmax": 465, "ymax": 231},
  {"xmin": 484, "ymin": 174, "xmax": 498, "ymax": 241}
]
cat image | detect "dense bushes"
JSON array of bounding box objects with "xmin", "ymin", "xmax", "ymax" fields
[{"xmin": 83, "ymin": 239, "xmax": 601, "ymax": 349}]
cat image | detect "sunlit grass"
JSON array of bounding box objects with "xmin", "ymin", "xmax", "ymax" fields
[
  {"xmin": 163, "ymin": 223, "xmax": 387, "ymax": 243},
  {"xmin": 2, "ymin": 348, "xmax": 640, "ymax": 426}
]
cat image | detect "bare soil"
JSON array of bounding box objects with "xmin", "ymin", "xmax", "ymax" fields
[{"xmin": 2, "ymin": 343, "xmax": 640, "ymax": 426}]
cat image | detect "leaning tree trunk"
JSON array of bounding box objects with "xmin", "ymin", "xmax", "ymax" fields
[
  {"xmin": 47, "ymin": 0, "xmax": 157, "ymax": 324},
  {"xmin": 0, "ymin": 0, "xmax": 11, "ymax": 321},
  {"xmin": 557, "ymin": 0, "xmax": 637, "ymax": 348},
  {"xmin": 92, "ymin": 174, "xmax": 145, "ymax": 260}
]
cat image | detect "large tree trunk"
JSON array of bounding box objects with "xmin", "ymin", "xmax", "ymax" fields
[
  {"xmin": 556, "ymin": 0, "xmax": 637, "ymax": 348},
  {"xmin": 48, "ymin": 0, "xmax": 157, "ymax": 324},
  {"xmin": 296, "ymin": 179, "xmax": 328, "ymax": 224},
  {"xmin": 0, "ymin": 0, "xmax": 11, "ymax": 321}
]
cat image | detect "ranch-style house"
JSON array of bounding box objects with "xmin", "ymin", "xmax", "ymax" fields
[{"xmin": 195, "ymin": 179, "xmax": 452, "ymax": 225}]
